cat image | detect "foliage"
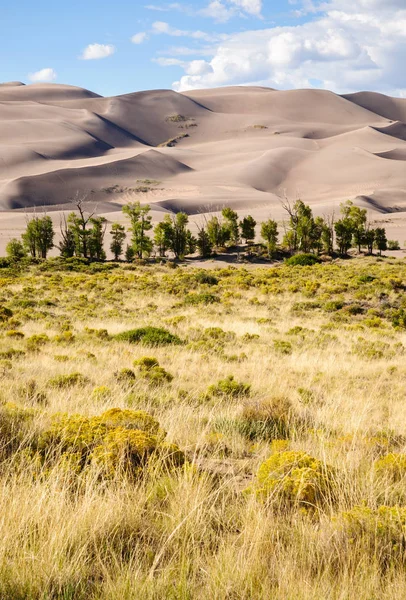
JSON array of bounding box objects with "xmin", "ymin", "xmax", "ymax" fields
[
  {"xmin": 261, "ymin": 219, "xmax": 278, "ymax": 257},
  {"xmin": 255, "ymin": 451, "xmax": 336, "ymax": 510},
  {"xmin": 6, "ymin": 239, "xmax": 26, "ymax": 261},
  {"xmin": 240, "ymin": 215, "xmax": 257, "ymax": 245},
  {"xmin": 206, "ymin": 375, "xmax": 251, "ymax": 399},
  {"xmin": 115, "ymin": 326, "xmax": 182, "ymax": 346},
  {"xmin": 22, "ymin": 216, "xmax": 54, "ymax": 259},
  {"xmin": 286, "ymin": 253, "xmax": 321, "ymax": 266},
  {"xmin": 48, "ymin": 372, "xmax": 89, "ymax": 388},
  {"xmin": 122, "ymin": 201, "xmax": 153, "ymax": 259}
]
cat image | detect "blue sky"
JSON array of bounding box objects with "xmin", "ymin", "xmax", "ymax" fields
[{"xmin": 1, "ymin": 0, "xmax": 405, "ymax": 97}]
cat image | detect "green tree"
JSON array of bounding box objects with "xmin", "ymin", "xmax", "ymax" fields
[
  {"xmin": 222, "ymin": 208, "xmax": 239, "ymax": 245},
  {"xmin": 240, "ymin": 215, "xmax": 257, "ymax": 245},
  {"xmin": 364, "ymin": 228, "xmax": 376, "ymax": 255},
  {"xmin": 6, "ymin": 238, "xmax": 26, "ymax": 261},
  {"xmin": 340, "ymin": 201, "xmax": 367, "ymax": 253},
  {"xmin": 334, "ymin": 218, "xmax": 353, "ymax": 255},
  {"xmin": 196, "ymin": 225, "xmax": 213, "ymax": 258},
  {"xmin": 374, "ymin": 228, "xmax": 387, "ymax": 255},
  {"xmin": 110, "ymin": 223, "xmax": 126, "ymax": 261},
  {"xmin": 261, "ymin": 219, "xmax": 278, "ymax": 258},
  {"xmin": 168, "ymin": 212, "xmax": 191, "ymax": 259},
  {"xmin": 88, "ymin": 217, "xmax": 107, "ymax": 260},
  {"xmin": 125, "ymin": 244, "xmax": 135, "ymax": 262},
  {"xmin": 122, "ymin": 201, "xmax": 153, "ymax": 259},
  {"xmin": 153, "ymin": 216, "xmax": 172, "ymax": 257},
  {"xmin": 22, "ymin": 216, "xmax": 54, "ymax": 259},
  {"xmin": 58, "ymin": 215, "xmax": 76, "ymax": 258},
  {"xmin": 207, "ymin": 216, "xmax": 230, "ymax": 248}
]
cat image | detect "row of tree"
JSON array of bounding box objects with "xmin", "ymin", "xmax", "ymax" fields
[{"xmin": 5, "ymin": 196, "xmax": 393, "ymax": 262}]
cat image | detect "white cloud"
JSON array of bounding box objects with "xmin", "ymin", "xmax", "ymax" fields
[
  {"xmin": 168, "ymin": 0, "xmax": 406, "ymax": 96},
  {"xmin": 80, "ymin": 43, "xmax": 116, "ymax": 60},
  {"xmin": 131, "ymin": 32, "xmax": 149, "ymax": 44},
  {"xmin": 201, "ymin": 1, "xmax": 235, "ymax": 22},
  {"xmin": 229, "ymin": 0, "xmax": 262, "ymax": 16},
  {"xmin": 152, "ymin": 21, "xmax": 219, "ymax": 42},
  {"xmin": 200, "ymin": 0, "xmax": 262, "ymax": 21},
  {"xmin": 28, "ymin": 68, "xmax": 57, "ymax": 83}
]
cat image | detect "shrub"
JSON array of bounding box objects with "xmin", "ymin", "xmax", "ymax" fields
[
  {"xmin": 375, "ymin": 453, "xmax": 406, "ymax": 483},
  {"xmin": 392, "ymin": 309, "xmax": 406, "ymax": 329},
  {"xmin": 5, "ymin": 330, "xmax": 24, "ymax": 338},
  {"xmin": 92, "ymin": 386, "xmax": 111, "ymax": 400},
  {"xmin": 335, "ymin": 505, "xmax": 406, "ymax": 566},
  {"xmin": 115, "ymin": 368, "xmax": 137, "ymax": 383},
  {"xmin": 273, "ymin": 340, "xmax": 293, "ymax": 355},
  {"xmin": 0, "ymin": 306, "xmax": 13, "ymax": 322},
  {"xmin": 133, "ymin": 356, "xmax": 159, "ymax": 370},
  {"xmin": 115, "ymin": 327, "xmax": 182, "ymax": 346},
  {"xmin": 184, "ymin": 293, "xmax": 220, "ymax": 305},
  {"xmin": 36, "ymin": 408, "xmax": 183, "ymax": 479},
  {"xmin": 0, "ymin": 348, "xmax": 25, "ymax": 360},
  {"xmin": 206, "ymin": 375, "xmax": 251, "ymax": 399},
  {"xmin": 388, "ymin": 240, "xmax": 400, "ymax": 250},
  {"xmin": 48, "ymin": 372, "xmax": 89, "ymax": 388},
  {"xmin": 255, "ymin": 451, "xmax": 336, "ymax": 511},
  {"xmin": 286, "ymin": 254, "xmax": 321, "ymax": 267},
  {"xmin": 324, "ymin": 301, "xmax": 344, "ymax": 312},
  {"xmin": 26, "ymin": 334, "xmax": 49, "ymax": 351},
  {"xmin": 215, "ymin": 397, "xmax": 293, "ymax": 441},
  {"xmin": 194, "ymin": 272, "xmax": 219, "ymax": 285}
]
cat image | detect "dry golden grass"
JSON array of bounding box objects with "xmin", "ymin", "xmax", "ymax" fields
[{"xmin": 1, "ymin": 256, "xmax": 406, "ymax": 598}]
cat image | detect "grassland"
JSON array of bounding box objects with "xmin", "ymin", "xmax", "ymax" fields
[{"xmin": 2, "ymin": 255, "xmax": 406, "ymax": 598}]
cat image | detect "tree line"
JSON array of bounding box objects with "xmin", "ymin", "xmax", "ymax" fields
[{"xmin": 5, "ymin": 196, "xmax": 396, "ymax": 262}]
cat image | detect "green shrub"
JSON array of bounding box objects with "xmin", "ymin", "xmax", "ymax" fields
[
  {"xmin": 324, "ymin": 301, "xmax": 344, "ymax": 312},
  {"xmin": 5, "ymin": 330, "xmax": 24, "ymax": 338},
  {"xmin": 133, "ymin": 356, "xmax": 159, "ymax": 370},
  {"xmin": 255, "ymin": 451, "xmax": 336, "ymax": 511},
  {"xmin": 115, "ymin": 368, "xmax": 137, "ymax": 383},
  {"xmin": 184, "ymin": 293, "xmax": 220, "ymax": 305},
  {"xmin": 48, "ymin": 372, "xmax": 89, "ymax": 388},
  {"xmin": 115, "ymin": 327, "xmax": 182, "ymax": 346},
  {"xmin": 0, "ymin": 348, "xmax": 25, "ymax": 360},
  {"xmin": 273, "ymin": 340, "xmax": 293, "ymax": 355},
  {"xmin": 206, "ymin": 375, "xmax": 251, "ymax": 399},
  {"xmin": 0, "ymin": 306, "xmax": 13, "ymax": 322},
  {"xmin": 194, "ymin": 272, "xmax": 219, "ymax": 285},
  {"xmin": 26, "ymin": 334, "xmax": 49, "ymax": 351},
  {"xmin": 392, "ymin": 309, "xmax": 406, "ymax": 329},
  {"xmin": 286, "ymin": 254, "xmax": 321, "ymax": 267}
]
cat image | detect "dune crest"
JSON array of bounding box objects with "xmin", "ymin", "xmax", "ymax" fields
[{"xmin": 0, "ymin": 82, "xmax": 405, "ymax": 229}]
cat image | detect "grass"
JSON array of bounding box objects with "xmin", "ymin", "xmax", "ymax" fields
[{"xmin": 2, "ymin": 256, "xmax": 406, "ymax": 597}]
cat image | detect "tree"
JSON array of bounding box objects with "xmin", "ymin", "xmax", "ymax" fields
[
  {"xmin": 364, "ymin": 228, "xmax": 375, "ymax": 255},
  {"xmin": 334, "ymin": 218, "xmax": 353, "ymax": 255},
  {"xmin": 88, "ymin": 217, "xmax": 107, "ymax": 260},
  {"xmin": 168, "ymin": 212, "xmax": 191, "ymax": 259},
  {"xmin": 125, "ymin": 245, "xmax": 135, "ymax": 262},
  {"xmin": 58, "ymin": 214, "xmax": 76, "ymax": 258},
  {"xmin": 222, "ymin": 208, "xmax": 239, "ymax": 245},
  {"xmin": 6, "ymin": 239, "xmax": 26, "ymax": 261},
  {"xmin": 240, "ymin": 215, "xmax": 257, "ymax": 245},
  {"xmin": 22, "ymin": 215, "xmax": 54, "ymax": 259},
  {"xmin": 110, "ymin": 223, "xmax": 126, "ymax": 261},
  {"xmin": 340, "ymin": 200, "xmax": 367, "ymax": 253},
  {"xmin": 196, "ymin": 225, "xmax": 213, "ymax": 258},
  {"xmin": 66, "ymin": 194, "xmax": 97, "ymax": 258},
  {"xmin": 374, "ymin": 228, "xmax": 387, "ymax": 255},
  {"xmin": 261, "ymin": 219, "xmax": 278, "ymax": 258},
  {"xmin": 153, "ymin": 217, "xmax": 172, "ymax": 257},
  {"xmin": 207, "ymin": 216, "xmax": 230, "ymax": 248},
  {"xmin": 280, "ymin": 198, "xmax": 322, "ymax": 254},
  {"xmin": 122, "ymin": 201, "xmax": 153, "ymax": 259}
]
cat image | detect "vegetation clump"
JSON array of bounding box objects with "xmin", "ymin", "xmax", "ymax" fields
[
  {"xmin": 206, "ymin": 375, "xmax": 251, "ymax": 399},
  {"xmin": 255, "ymin": 451, "xmax": 336, "ymax": 510},
  {"xmin": 48, "ymin": 372, "xmax": 89, "ymax": 388},
  {"xmin": 115, "ymin": 327, "xmax": 182, "ymax": 346}
]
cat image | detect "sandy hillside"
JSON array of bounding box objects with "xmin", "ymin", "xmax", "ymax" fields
[{"xmin": 0, "ymin": 81, "xmax": 406, "ymax": 250}]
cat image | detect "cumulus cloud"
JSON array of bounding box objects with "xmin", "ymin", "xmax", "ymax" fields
[
  {"xmin": 28, "ymin": 68, "xmax": 57, "ymax": 83},
  {"xmin": 80, "ymin": 43, "xmax": 116, "ymax": 60},
  {"xmin": 131, "ymin": 32, "xmax": 148, "ymax": 44},
  {"xmin": 167, "ymin": 0, "xmax": 406, "ymax": 96}
]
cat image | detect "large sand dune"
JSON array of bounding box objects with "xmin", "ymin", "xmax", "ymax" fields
[{"xmin": 0, "ymin": 81, "xmax": 406, "ymax": 247}]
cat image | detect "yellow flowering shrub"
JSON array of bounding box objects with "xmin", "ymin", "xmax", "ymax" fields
[{"xmin": 255, "ymin": 450, "xmax": 336, "ymax": 511}]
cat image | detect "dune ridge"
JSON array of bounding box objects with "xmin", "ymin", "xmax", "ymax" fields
[{"xmin": 0, "ymin": 82, "xmax": 405, "ymax": 231}]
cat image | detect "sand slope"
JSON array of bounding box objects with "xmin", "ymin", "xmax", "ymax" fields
[{"xmin": 0, "ymin": 81, "xmax": 405, "ymax": 241}]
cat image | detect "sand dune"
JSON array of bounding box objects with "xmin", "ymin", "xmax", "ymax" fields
[{"xmin": 0, "ymin": 81, "xmax": 405, "ymax": 245}]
